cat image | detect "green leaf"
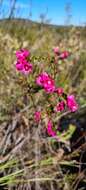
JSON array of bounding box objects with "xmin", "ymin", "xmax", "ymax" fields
[{"xmin": 57, "ymin": 124, "xmax": 76, "ymax": 142}]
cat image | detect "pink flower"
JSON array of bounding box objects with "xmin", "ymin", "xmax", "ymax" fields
[
  {"xmin": 55, "ymin": 87, "xmax": 64, "ymax": 96},
  {"xmin": 16, "ymin": 49, "xmax": 30, "ymax": 60},
  {"xmin": 53, "ymin": 47, "xmax": 60, "ymax": 55},
  {"xmin": 47, "ymin": 120, "xmax": 56, "ymax": 137},
  {"xmin": 36, "ymin": 72, "xmax": 48, "ymax": 86},
  {"xmin": 15, "ymin": 61, "xmax": 24, "ymax": 71},
  {"xmin": 59, "ymin": 51, "xmax": 69, "ymax": 59},
  {"xmin": 34, "ymin": 111, "xmax": 41, "ymax": 123},
  {"xmin": 67, "ymin": 95, "xmax": 78, "ymax": 112},
  {"xmin": 22, "ymin": 63, "xmax": 32, "ymax": 75},
  {"xmin": 36, "ymin": 72, "xmax": 55, "ymax": 93},
  {"xmin": 55, "ymin": 101, "xmax": 65, "ymax": 112},
  {"xmin": 15, "ymin": 61, "xmax": 32, "ymax": 75}
]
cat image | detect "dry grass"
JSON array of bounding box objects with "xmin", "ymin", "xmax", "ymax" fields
[{"xmin": 0, "ymin": 19, "xmax": 86, "ymax": 190}]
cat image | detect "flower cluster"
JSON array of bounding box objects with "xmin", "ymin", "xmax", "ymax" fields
[
  {"xmin": 55, "ymin": 95, "xmax": 78, "ymax": 113},
  {"xmin": 53, "ymin": 47, "xmax": 69, "ymax": 60},
  {"xmin": 36, "ymin": 72, "xmax": 56, "ymax": 93},
  {"xmin": 15, "ymin": 48, "xmax": 79, "ymax": 139},
  {"xmin": 55, "ymin": 101, "xmax": 65, "ymax": 112},
  {"xmin": 36, "ymin": 72, "xmax": 78, "ymax": 113},
  {"xmin": 47, "ymin": 120, "xmax": 56, "ymax": 137},
  {"xmin": 15, "ymin": 49, "xmax": 32, "ymax": 75},
  {"xmin": 67, "ymin": 95, "xmax": 78, "ymax": 112}
]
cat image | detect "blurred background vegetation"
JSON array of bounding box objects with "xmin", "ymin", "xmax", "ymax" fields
[{"xmin": 0, "ymin": 17, "xmax": 86, "ymax": 121}]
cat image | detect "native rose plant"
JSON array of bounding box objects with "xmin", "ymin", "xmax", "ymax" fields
[{"xmin": 15, "ymin": 48, "xmax": 78, "ymax": 138}]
